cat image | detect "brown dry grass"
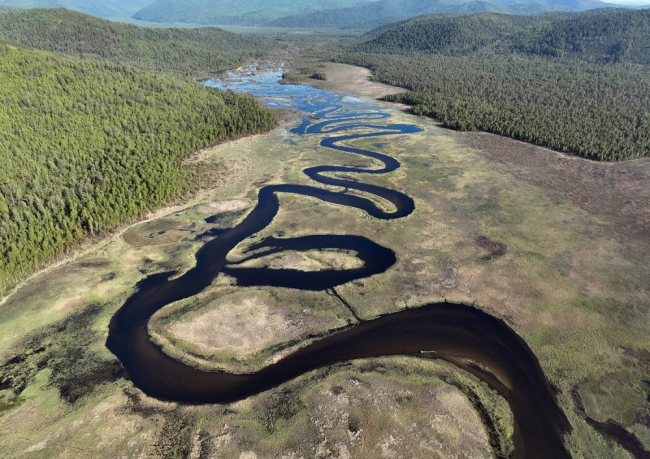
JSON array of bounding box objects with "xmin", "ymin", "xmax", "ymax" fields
[
  {"xmin": 231, "ymin": 249, "xmax": 365, "ymax": 272},
  {"xmin": 299, "ymin": 63, "xmax": 409, "ymax": 100},
  {"xmin": 303, "ymin": 362, "xmax": 493, "ymax": 459},
  {"xmin": 149, "ymin": 285, "xmax": 350, "ymax": 372},
  {"xmin": 196, "ymin": 200, "xmax": 250, "ymax": 214},
  {"xmin": 168, "ymin": 295, "xmax": 298, "ymax": 356},
  {"xmin": 462, "ymin": 131, "xmax": 650, "ymax": 240}
]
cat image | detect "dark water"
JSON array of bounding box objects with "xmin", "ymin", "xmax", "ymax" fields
[{"xmin": 106, "ymin": 71, "xmax": 571, "ymax": 458}]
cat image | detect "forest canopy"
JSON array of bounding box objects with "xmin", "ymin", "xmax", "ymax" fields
[
  {"xmin": 0, "ymin": 8, "xmax": 281, "ymax": 78},
  {"xmin": 338, "ymin": 10, "xmax": 650, "ymax": 161},
  {"xmin": 0, "ymin": 45, "xmax": 276, "ymax": 295}
]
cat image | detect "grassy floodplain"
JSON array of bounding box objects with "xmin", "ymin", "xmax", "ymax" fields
[{"xmin": 0, "ymin": 62, "xmax": 649, "ymax": 458}]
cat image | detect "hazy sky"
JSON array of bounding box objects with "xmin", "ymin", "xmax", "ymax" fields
[{"xmin": 606, "ymin": 0, "xmax": 649, "ymax": 3}]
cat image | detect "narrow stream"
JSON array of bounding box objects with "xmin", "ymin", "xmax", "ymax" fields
[{"xmin": 106, "ymin": 69, "xmax": 571, "ymax": 459}]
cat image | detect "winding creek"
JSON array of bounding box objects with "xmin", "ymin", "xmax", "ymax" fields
[{"xmin": 106, "ymin": 70, "xmax": 571, "ymax": 458}]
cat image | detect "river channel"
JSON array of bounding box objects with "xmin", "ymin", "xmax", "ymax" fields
[{"xmin": 106, "ymin": 69, "xmax": 571, "ymax": 458}]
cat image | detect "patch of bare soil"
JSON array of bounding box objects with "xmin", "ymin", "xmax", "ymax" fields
[
  {"xmin": 461, "ymin": 132, "xmax": 650, "ymax": 239},
  {"xmin": 167, "ymin": 294, "xmax": 326, "ymax": 357},
  {"xmin": 302, "ymin": 63, "xmax": 409, "ymax": 100}
]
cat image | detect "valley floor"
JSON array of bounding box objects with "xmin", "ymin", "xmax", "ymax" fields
[{"xmin": 1, "ymin": 63, "xmax": 649, "ymax": 458}]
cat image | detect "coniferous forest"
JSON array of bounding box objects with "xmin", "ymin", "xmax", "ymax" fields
[
  {"xmin": 1, "ymin": 6, "xmax": 649, "ymax": 299},
  {"xmin": 0, "ymin": 44, "xmax": 276, "ymax": 295},
  {"xmin": 337, "ymin": 10, "xmax": 650, "ymax": 161}
]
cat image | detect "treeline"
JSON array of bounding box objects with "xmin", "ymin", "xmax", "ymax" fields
[
  {"xmin": 0, "ymin": 45, "xmax": 276, "ymax": 295},
  {"xmin": 337, "ymin": 10, "xmax": 650, "ymax": 161},
  {"xmin": 0, "ymin": 0, "xmax": 148, "ymax": 20},
  {"xmin": 0, "ymin": 8, "xmax": 280, "ymax": 78}
]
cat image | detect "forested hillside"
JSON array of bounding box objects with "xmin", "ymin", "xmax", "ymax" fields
[
  {"xmin": 0, "ymin": 45, "xmax": 276, "ymax": 295},
  {"xmin": 353, "ymin": 13, "xmax": 552, "ymax": 53},
  {"xmin": 337, "ymin": 10, "xmax": 650, "ymax": 161},
  {"xmin": 0, "ymin": 0, "xmax": 154, "ymax": 19},
  {"xmin": 506, "ymin": 8, "xmax": 650, "ymax": 64},
  {"xmin": 132, "ymin": 0, "xmax": 369, "ymax": 26},
  {"xmin": 0, "ymin": 9, "xmax": 280, "ymax": 78},
  {"xmin": 356, "ymin": 9, "xmax": 650, "ymax": 64}
]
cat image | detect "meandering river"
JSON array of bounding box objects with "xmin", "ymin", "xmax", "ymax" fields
[{"xmin": 106, "ymin": 69, "xmax": 571, "ymax": 458}]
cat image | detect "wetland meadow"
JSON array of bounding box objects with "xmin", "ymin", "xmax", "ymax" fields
[{"xmin": 1, "ymin": 63, "xmax": 649, "ymax": 459}]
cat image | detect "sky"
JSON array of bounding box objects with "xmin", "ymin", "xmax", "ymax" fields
[{"xmin": 605, "ymin": 0, "xmax": 650, "ymax": 4}]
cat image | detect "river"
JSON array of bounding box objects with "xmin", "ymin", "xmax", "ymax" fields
[{"xmin": 105, "ymin": 68, "xmax": 571, "ymax": 459}]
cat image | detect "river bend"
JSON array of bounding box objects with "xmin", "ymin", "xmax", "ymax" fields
[{"xmin": 106, "ymin": 71, "xmax": 571, "ymax": 459}]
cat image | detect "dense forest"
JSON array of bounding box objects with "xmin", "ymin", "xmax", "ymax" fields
[
  {"xmin": 353, "ymin": 13, "xmax": 555, "ymax": 54},
  {"xmin": 354, "ymin": 9, "xmax": 650, "ymax": 63},
  {"xmin": 0, "ymin": 9, "xmax": 280, "ymax": 78},
  {"xmin": 505, "ymin": 8, "xmax": 650, "ymax": 64},
  {"xmin": 0, "ymin": 44, "xmax": 276, "ymax": 296},
  {"xmin": 337, "ymin": 10, "xmax": 650, "ymax": 161}
]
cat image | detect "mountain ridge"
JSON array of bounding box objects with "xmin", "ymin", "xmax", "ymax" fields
[
  {"xmin": 267, "ymin": 0, "xmax": 570, "ymax": 29},
  {"xmin": 132, "ymin": 0, "xmax": 370, "ymax": 25},
  {"xmin": 0, "ymin": 0, "xmax": 155, "ymax": 19},
  {"xmin": 132, "ymin": 0, "xmax": 627, "ymax": 28}
]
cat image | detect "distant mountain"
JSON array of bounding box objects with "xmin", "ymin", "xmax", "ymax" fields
[
  {"xmin": 268, "ymin": 0, "xmax": 568, "ymax": 29},
  {"xmin": 132, "ymin": 0, "xmax": 370, "ymax": 25},
  {"xmin": 0, "ymin": 9, "xmax": 279, "ymax": 77},
  {"xmin": 137, "ymin": 0, "xmax": 624, "ymax": 29},
  {"xmin": 0, "ymin": 0, "xmax": 154, "ymax": 19}
]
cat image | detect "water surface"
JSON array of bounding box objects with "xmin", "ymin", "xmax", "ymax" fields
[{"xmin": 106, "ymin": 69, "xmax": 571, "ymax": 459}]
